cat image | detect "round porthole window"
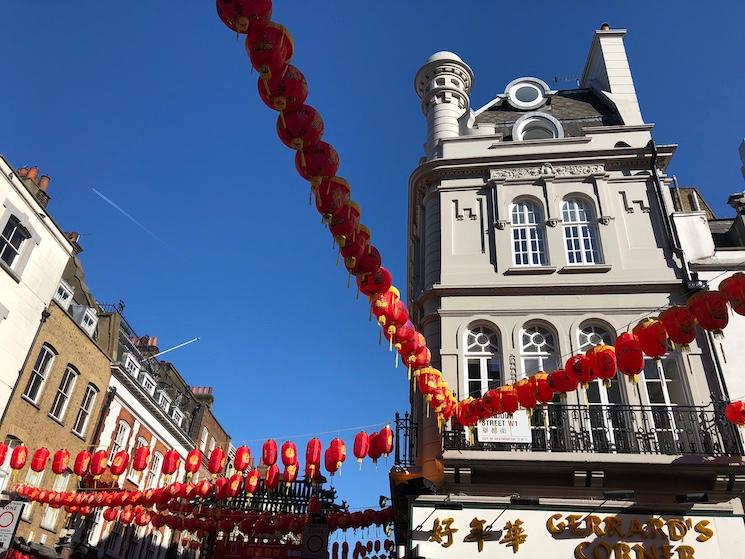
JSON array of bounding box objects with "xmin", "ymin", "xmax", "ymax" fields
[
  {"xmin": 512, "ymin": 112, "xmax": 564, "ymax": 142},
  {"xmin": 504, "ymin": 77, "xmax": 551, "ymax": 110}
]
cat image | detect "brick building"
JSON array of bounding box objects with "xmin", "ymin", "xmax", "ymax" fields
[{"xmin": 189, "ymin": 387, "xmax": 231, "ymax": 481}]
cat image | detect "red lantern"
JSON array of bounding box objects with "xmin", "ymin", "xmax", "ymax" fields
[
  {"xmin": 110, "ymin": 451, "xmax": 129, "ymax": 477},
  {"xmin": 415, "ymin": 367, "xmax": 442, "ymax": 400},
  {"xmin": 52, "ymin": 449, "xmax": 70, "ymax": 476},
  {"xmin": 162, "ymin": 450, "xmax": 180, "ymax": 478},
  {"xmin": 532, "ymin": 373, "xmax": 555, "ymax": 404},
  {"xmin": 483, "ymin": 389, "xmax": 502, "ymax": 414},
  {"xmin": 245, "ymin": 22, "xmax": 294, "ymax": 79},
  {"xmin": 720, "ymin": 273, "xmax": 745, "ymax": 316},
  {"xmin": 724, "ymin": 401, "xmax": 745, "ymax": 426},
  {"xmin": 283, "ymin": 464, "xmax": 298, "ymax": 484},
  {"xmin": 305, "ymin": 438, "xmax": 322, "ymax": 478},
  {"xmin": 379, "ymin": 426, "xmax": 393, "ymax": 458},
  {"xmin": 499, "ymin": 386, "xmax": 519, "ymax": 415},
  {"xmin": 234, "ymin": 445, "xmax": 252, "ymax": 472},
  {"xmin": 615, "ymin": 332, "xmax": 644, "ymax": 382},
  {"xmin": 357, "ymin": 267, "xmax": 392, "ymax": 297},
  {"xmin": 324, "ymin": 447, "xmax": 339, "ymax": 476},
  {"xmin": 90, "ymin": 450, "xmax": 108, "ymax": 478},
  {"xmin": 348, "ymin": 245, "xmax": 382, "ymax": 279},
  {"xmin": 265, "ymin": 464, "xmax": 280, "ymax": 491},
  {"xmin": 353, "ymin": 432, "xmax": 369, "ymax": 464},
  {"xmin": 135, "ymin": 510, "xmax": 152, "ymax": 527},
  {"xmin": 216, "ymin": 0, "xmax": 272, "ymax": 33},
  {"xmin": 586, "ymin": 345, "xmax": 617, "ymax": 385},
  {"xmin": 185, "ymin": 449, "xmax": 201, "ymax": 478},
  {"xmin": 328, "ymin": 201, "xmax": 361, "ymax": 248},
  {"xmin": 281, "ymin": 441, "xmax": 297, "ymax": 467},
  {"xmin": 120, "ymin": 507, "xmax": 135, "ymax": 526},
  {"xmin": 166, "ymin": 482, "xmax": 183, "ymax": 500},
  {"xmin": 295, "ymin": 141, "xmax": 340, "ymax": 185},
  {"xmin": 258, "ymin": 64, "xmax": 308, "ymax": 112},
  {"xmin": 151, "ymin": 514, "xmax": 167, "ymax": 529},
  {"xmin": 277, "ymin": 105, "xmax": 323, "ymax": 150},
  {"xmin": 659, "ymin": 306, "xmax": 697, "ymax": 350},
  {"xmin": 549, "ymin": 369, "xmax": 578, "ymax": 394},
  {"xmin": 208, "ymin": 447, "xmax": 226, "ymax": 477},
  {"xmin": 180, "ymin": 482, "xmax": 196, "ymax": 500},
  {"xmin": 10, "ymin": 445, "xmax": 27, "ymax": 471},
  {"xmin": 341, "ymin": 225, "xmax": 371, "ymax": 267},
  {"xmin": 225, "ymin": 473, "xmax": 243, "ymax": 499},
  {"xmin": 262, "ymin": 439, "xmax": 278, "ymax": 466},
  {"xmin": 329, "ymin": 438, "xmax": 347, "ymax": 470},
  {"xmin": 245, "ymin": 469, "xmax": 260, "ymax": 494},
  {"xmin": 566, "ymin": 354, "xmax": 595, "ymax": 386},
  {"xmin": 196, "ymin": 480, "xmax": 213, "ymax": 499},
  {"xmin": 368, "ymin": 433, "xmax": 383, "ymax": 464},
  {"xmin": 0, "ymin": 444, "xmax": 7, "ymax": 467},
  {"xmin": 315, "ymin": 177, "xmax": 351, "ymax": 221},
  {"xmin": 133, "ymin": 446, "xmax": 150, "ymax": 472},
  {"xmin": 633, "ymin": 319, "xmax": 668, "ymax": 359},
  {"xmin": 103, "ymin": 507, "xmax": 119, "ymax": 523},
  {"xmin": 688, "ymin": 290, "xmax": 729, "ymax": 335},
  {"xmin": 516, "ymin": 379, "xmax": 537, "ymax": 411},
  {"xmin": 30, "ymin": 448, "xmax": 50, "ymax": 473}
]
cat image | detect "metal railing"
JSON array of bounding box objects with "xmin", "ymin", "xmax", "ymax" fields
[
  {"xmin": 394, "ymin": 412, "xmax": 417, "ymax": 467},
  {"xmin": 443, "ymin": 402, "xmax": 742, "ymax": 456}
]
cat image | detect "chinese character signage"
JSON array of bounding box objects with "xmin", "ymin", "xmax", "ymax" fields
[
  {"xmin": 477, "ymin": 411, "xmax": 531, "ymax": 444},
  {"xmin": 412, "ymin": 505, "xmax": 745, "ymax": 558}
]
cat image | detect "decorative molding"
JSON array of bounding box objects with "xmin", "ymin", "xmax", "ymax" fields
[
  {"xmin": 508, "ymin": 354, "xmax": 517, "ymax": 382},
  {"xmin": 494, "ymin": 220, "xmax": 508, "ymax": 230},
  {"xmin": 598, "ymin": 216, "xmax": 613, "ymax": 225},
  {"xmin": 453, "ymin": 199, "xmax": 478, "ymax": 221},
  {"xmin": 545, "ymin": 218, "xmax": 561, "ymax": 227},
  {"xmin": 490, "ymin": 163, "xmax": 605, "ymax": 181},
  {"xmin": 619, "ymin": 191, "xmax": 650, "ymax": 213}
]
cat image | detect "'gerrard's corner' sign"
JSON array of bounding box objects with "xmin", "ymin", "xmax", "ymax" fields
[{"xmin": 411, "ymin": 505, "xmax": 745, "ymax": 558}]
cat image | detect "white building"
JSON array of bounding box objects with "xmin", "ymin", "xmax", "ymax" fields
[
  {"xmin": 0, "ymin": 157, "xmax": 74, "ymax": 419},
  {"xmin": 392, "ymin": 25, "xmax": 745, "ymax": 559}
]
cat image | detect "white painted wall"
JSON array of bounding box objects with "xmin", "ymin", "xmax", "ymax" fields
[{"xmin": 0, "ymin": 156, "xmax": 73, "ymax": 419}]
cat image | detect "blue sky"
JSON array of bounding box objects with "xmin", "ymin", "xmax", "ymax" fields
[{"xmin": 2, "ymin": 0, "xmax": 743, "ymax": 513}]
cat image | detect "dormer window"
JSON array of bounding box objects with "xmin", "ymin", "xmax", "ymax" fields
[
  {"xmin": 53, "ymin": 281, "xmax": 74, "ymax": 311},
  {"xmin": 505, "ymin": 77, "xmax": 551, "ymax": 110},
  {"xmin": 81, "ymin": 308, "xmax": 98, "ymax": 336},
  {"xmin": 513, "ymin": 113, "xmax": 564, "ymax": 141},
  {"xmin": 141, "ymin": 373, "xmax": 156, "ymax": 395},
  {"xmin": 157, "ymin": 391, "xmax": 171, "ymax": 413},
  {"xmin": 123, "ymin": 353, "xmax": 141, "ymax": 376},
  {"xmin": 172, "ymin": 409, "xmax": 184, "ymax": 428}
]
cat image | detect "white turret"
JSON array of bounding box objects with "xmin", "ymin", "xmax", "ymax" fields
[{"xmin": 414, "ymin": 51, "xmax": 474, "ymax": 158}]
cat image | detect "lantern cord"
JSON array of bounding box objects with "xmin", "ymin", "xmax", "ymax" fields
[{"xmin": 239, "ymin": 421, "xmax": 389, "ymax": 444}]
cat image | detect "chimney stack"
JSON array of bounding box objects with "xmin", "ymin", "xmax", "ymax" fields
[
  {"xmin": 15, "ymin": 164, "xmax": 51, "ymax": 208},
  {"xmin": 39, "ymin": 176, "xmax": 50, "ymax": 191}
]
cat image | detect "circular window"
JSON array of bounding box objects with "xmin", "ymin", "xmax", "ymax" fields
[
  {"xmin": 514, "ymin": 84, "xmax": 540, "ymax": 104},
  {"xmin": 512, "ymin": 113, "xmax": 564, "ymax": 142},
  {"xmin": 505, "ymin": 78, "xmax": 549, "ymax": 110}
]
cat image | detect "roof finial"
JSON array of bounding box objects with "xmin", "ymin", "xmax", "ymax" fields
[{"xmin": 600, "ymin": 22, "xmax": 610, "ymax": 31}]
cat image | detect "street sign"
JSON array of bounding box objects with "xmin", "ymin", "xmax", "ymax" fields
[
  {"xmin": 301, "ymin": 522, "xmax": 329, "ymax": 559},
  {"xmin": 0, "ymin": 501, "xmax": 24, "ymax": 552},
  {"xmin": 477, "ymin": 411, "xmax": 531, "ymax": 444}
]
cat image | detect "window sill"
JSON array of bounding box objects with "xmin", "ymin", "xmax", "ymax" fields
[
  {"xmin": 71, "ymin": 429, "xmax": 87, "ymax": 442},
  {"xmin": 47, "ymin": 413, "xmax": 65, "ymax": 427},
  {"xmin": 0, "ymin": 260, "xmax": 20, "ymax": 283},
  {"xmin": 558, "ymin": 264, "xmax": 612, "ymax": 274},
  {"xmin": 505, "ymin": 266, "xmax": 556, "ymax": 275},
  {"xmin": 21, "ymin": 395, "xmax": 40, "ymax": 410}
]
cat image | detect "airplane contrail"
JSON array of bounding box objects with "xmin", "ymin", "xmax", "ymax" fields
[{"xmin": 91, "ymin": 187, "xmax": 166, "ymax": 243}]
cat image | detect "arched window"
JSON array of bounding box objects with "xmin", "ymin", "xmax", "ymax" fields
[
  {"xmin": 562, "ymin": 198, "xmax": 601, "ymax": 265},
  {"xmin": 145, "ymin": 452, "xmax": 162, "ymax": 489},
  {"xmin": 464, "ymin": 325, "xmax": 502, "ymax": 398},
  {"xmin": 0, "ymin": 436, "xmax": 22, "ymax": 492},
  {"xmin": 520, "ymin": 324, "xmax": 558, "ymax": 376},
  {"xmin": 23, "ymin": 344, "xmax": 56, "ymax": 404},
  {"xmin": 110, "ymin": 421, "xmax": 131, "ymax": 458},
  {"xmin": 49, "ymin": 365, "xmax": 78, "ymax": 421},
  {"xmin": 577, "ymin": 324, "xmax": 613, "ymax": 352},
  {"xmin": 510, "ymin": 200, "xmax": 547, "ymax": 266},
  {"xmin": 577, "ymin": 323, "xmax": 622, "ymax": 406},
  {"xmin": 0, "ymin": 215, "xmax": 30, "ymax": 269}
]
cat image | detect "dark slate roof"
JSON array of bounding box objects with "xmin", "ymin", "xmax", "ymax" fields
[
  {"xmin": 474, "ymin": 89, "xmax": 622, "ymax": 139},
  {"xmin": 709, "ymin": 219, "xmax": 737, "ymax": 248}
]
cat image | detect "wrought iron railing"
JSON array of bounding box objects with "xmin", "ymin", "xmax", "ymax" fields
[
  {"xmin": 394, "ymin": 412, "xmax": 417, "ymax": 467},
  {"xmin": 443, "ymin": 402, "xmax": 742, "ymax": 456}
]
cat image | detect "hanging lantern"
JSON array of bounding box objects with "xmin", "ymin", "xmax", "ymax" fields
[
  {"xmin": 277, "ymin": 105, "xmax": 323, "ymax": 150},
  {"xmin": 633, "ymin": 319, "xmax": 668, "ymax": 359},
  {"xmin": 265, "ymin": 464, "xmax": 280, "ymax": 491},
  {"xmin": 341, "ymin": 225, "xmax": 371, "ymax": 270},
  {"xmin": 9, "ymin": 445, "xmax": 28, "ymax": 472},
  {"xmin": 196, "ymin": 479, "xmax": 213, "ymax": 499},
  {"xmin": 110, "ymin": 451, "xmax": 129, "ymax": 477},
  {"xmin": 371, "ymin": 288, "xmax": 398, "ymax": 327},
  {"xmin": 586, "ymin": 345, "xmax": 617, "ymax": 386},
  {"xmin": 208, "ymin": 447, "xmax": 226, "ymax": 477},
  {"xmin": 329, "ymin": 438, "xmax": 347, "ymax": 471},
  {"xmin": 283, "ymin": 464, "xmax": 298, "ymax": 484},
  {"xmin": 328, "ymin": 202, "xmax": 361, "ymax": 248},
  {"xmin": 483, "ymin": 389, "xmax": 502, "ymax": 415},
  {"xmin": 305, "ymin": 438, "xmax": 322, "ymax": 478},
  {"xmin": 724, "ymin": 401, "xmax": 745, "ymax": 426},
  {"xmin": 348, "ymin": 245, "xmax": 382, "ymax": 279},
  {"xmin": 216, "ymin": 0, "xmax": 272, "ymax": 33},
  {"xmin": 225, "ymin": 473, "xmax": 243, "ymax": 499},
  {"xmin": 415, "ymin": 367, "xmax": 442, "ymax": 400},
  {"xmin": 548, "ymin": 369, "xmax": 578, "ymax": 395},
  {"xmin": 0, "ymin": 444, "xmax": 7, "ymax": 467},
  {"xmin": 262, "ymin": 439, "xmax": 278, "ymax": 466},
  {"xmin": 51, "ymin": 449, "xmax": 70, "ymax": 476},
  {"xmin": 103, "ymin": 507, "xmax": 119, "ymax": 523},
  {"xmin": 324, "ymin": 447, "xmax": 339, "ymax": 476},
  {"xmin": 234, "ymin": 445, "xmax": 251, "ymax": 472},
  {"xmin": 151, "ymin": 514, "xmax": 167, "ymax": 529},
  {"xmin": 162, "ymin": 450, "xmax": 180, "ymax": 479},
  {"xmin": 166, "ymin": 482, "xmax": 183, "ymax": 500},
  {"xmin": 499, "ymin": 386, "xmax": 519, "ymax": 415},
  {"xmin": 659, "ymin": 306, "xmax": 697, "ymax": 350},
  {"xmin": 258, "ymin": 64, "xmax": 308, "ymax": 111},
  {"xmin": 185, "ymin": 449, "xmax": 201, "ymax": 479},
  {"xmin": 180, "ymin": 482, "xmax": 196, "ymax": 500},
  {"xmin": 295, "ymin": 141, "xmax": 340, "ymax": 185},
  {"xmin": 566, "ymin": 354, "xmax": 595, "ymax": 387},
  {"xmin": 133, "ymin": 446, "xmax": 150, "ymax": 472},
  {"xmin": 720, "ymin": 273, "xmax": 745, "ymax": 316},
  {"xmin": 30, "ymin": 448, "xmax": 50, "ymax": 473},
  {"xmin": 688, "ymin": 290, "xmax": 729, "ymax": 335},
  {"xmin": 245, "ymin": 469, "xmax": 260, "ymax": 494},
  {"xmin": 281, "ymin": 441, "xmax": 297, "ymax": 467},
  {"xmin": 532, "ymin": 373, "xmax": 555, "ymax": 404},
  {"xmin": 517, "ymin": 378, "xmax": 540, "ymax": 411},
  {"xmin": 90, "ymin": 450, "xmax": 108, "ymax": 478},
  {"xmin": 120, "ymin": 507, "xmax": 135, "ymax": 526},
  {"xmin": 304, "ymin": 461, "xmax": 321, "ymax": 481},
  {"xmin": 379, "ymin": 426, "xmax": 393, "ymax": 457},
  {"xmin": 245, "ymin": 22, "xmax": 294, "ymax": 80},
  {"xmin": 615, "ymin": 332, "xmax": 644, "ymax": 383},
  {"xmin": 135, "ymin": 509, "xmax": 152, "ymax": 527},
  {"xmin": 357, "ymin": 266, "xmax": 393, "ymax": 297},
  {"xmin": 353, "ymin": 432, "xmax": 369, "ymax": 464},
  {"xmin": 314, "ymin": 176, "xmax": 351, "ymax": 222}
]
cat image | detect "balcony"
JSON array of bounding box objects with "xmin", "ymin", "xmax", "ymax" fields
[{"xmin": 442, "ymin": 403, "xmax": 742, "ymax": 457}]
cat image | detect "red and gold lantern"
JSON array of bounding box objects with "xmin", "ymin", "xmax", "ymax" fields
[
  {"xmin": 265, "ymin": 464, "xmax": 280, "ymax": 491},
  {"xmin": 162, "ymin": 449, "xmax": 180, "ymax": 478},
  {"xmin": 245, "ymin": 469, "xmax": 260, "ymax": 494},
  {"xmin": 196, "ymin": 480, "xmax": 213, "ymax": 499},
  {"xmin": 52, "ymin": 449, "xmax": 70, "ymax": 476},
  {"xmin": 415, "ymin": 367, "xmax": 442, "ymax": 400},
  {"xmin": 633, "ymin": 319, "xmax": 668, "ymax": 359},
  {"xmin": 548, "ymin": 369, "xmax": 578, "ymax": 394},
  {"xmin": 258, "ymin": 64, "xmax": 307, "ymax": 111},
  {"xmin": 226, "ymin": 473, "xmax": 243, "ymax": 499},
  {"xmin": 262, "ymin": 439, "xmax": 278, "ymax": 466},
  {"xmin": 566, "ymin": 354, "xmax": 595, "ymax": 386},
  {"xmin": 73, "ymin": 451, "xmax": 91, "ymax": 478},
  {"xmin": 379, "ymin": 426, "xmax": 393, "ymax": 457},
  {"xmin": 245, "ymin": 22, "xmax": 294, "ymax": 79},
  {"xmin": 305, "ymin": 438, "xmax": 322, "ymax": 478},
  {"xmin": 724, "ymin": 401, "xmax": 745, "ymax": 426},
  {"xmin": 483, "ymin": 389, "xmax": 502, "ymax": 415},
  {"xmin": 208, "ymin": 447, "xmax": 226, "ymax": 477},
  {"xmin": 90, "ymin": 450, "xmax": 108, "ymax": 478},
  {"xmin": 357, "ymin": 267, "xmax": 393, "ymax": 297},
  {"xmin": 185, "ymin": 449, "xmax": 201, "ymax": 479},
  {"xmin": 532, "ymin": 373, "xmax": 555, "ymax": 404},
  {"xmin": 10, "ymin": 445, "xmax": 28, "ymax": 471},
  {"xmin": 329, "ymin": 438, "xmax": 347, "ymax": 471},
  {"xmin": 133, "ymin": 446, "xmax": 149, "ymax": 472},
  {"xmin": 30, "ymin": 448, "xmax": 50, "ymax": 473},
  {"xmin": 314, "ymin": 177, "xmax": 351, "ymax": 222},
  {"xmin": 234, "ymin": 445, "xmax": 251, "ymax": 472},
  {"xmin": 135, "ymin": 509, "xmax": 152, "ymax": 527},
  {"xmin": 277, "ymin": 105, "xmax": 323, "ymax": 150},
  {"xmin": 659, "ymin": 306, "xmax": 697, "ymax": 350},
  {"xmin": 499, "ymin": 386, "xmax": 519, "ymax": 415},
  {"xmin": 324, "ymin": 447, "xmax": 339, "ymax": 476},
  {"xmin": 615, "ymin": 332, "xmax": 644, "ymax": 382},
  {"xmin": 328, "ymin": 201, "xmax": 361, "ymax": 248},
  {"xmin": 110, "ymin": 451, "xmax": 129, "ymax": 477},
  {"xmin": 587, "ymin": 344, "xmax": 617, "ymax": 385},
  {"xmin": 120, "ymin": 507, "xmax": 135, "ymax": 526},
  {"xmin": 516, "ymin": 378, "xmax": 537, "ymax": 411},
  {"xmin": 283, "ymin": 463, "xmax": 298, "ymax": 484},
  {"xmin": 353, "ymin": 432, "xmax": 369, "ymax": 464},
  {"xmin": 216, "ymin": 0, "xmax": 272, "ymax": 34},
  {"xmin": 720, "ymin": 273, "xmax": 745, "ymax": 316},
  {"xmin": 281, "ymin": 441, "xmax": 297, "ymax": 467},
  {"xmin": 688, "ymin": 290, "xmax": 729, "ymax": 335},
  {"xmin": 103, "ymin": 507, "xmax": 119, "ymax": 523},
  {"xmin": 295, "ymin": 141, "xmax": 340, "ymax": 185}
]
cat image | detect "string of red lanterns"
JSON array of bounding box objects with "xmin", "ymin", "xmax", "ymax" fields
[{"xmin": 331, "ymin": 539, "xmax": 396, "ymax": 559}]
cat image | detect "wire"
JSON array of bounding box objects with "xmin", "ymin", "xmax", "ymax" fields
[{"xmin": 239, "ymin": 422, "xmax": 390, "ymax": 444}]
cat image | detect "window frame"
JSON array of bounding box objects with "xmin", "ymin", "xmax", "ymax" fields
[
  {"xmin": 53, "ymin": 280, "xmax": 74, "ymax": 311},
  {"xmin": 110, "ymin": 421, "xmax": 132, "ymax": 458},
  {"xmin": 123, "ymin": 353, "xmax": 141, "ymax": 376},
  {"xmin": 72, "ymin": 384, "xmax": 98, "ymax": 437},
  {"xmin": 172, "ymin": 408, "xmax": 184, "ymax": 428},
  {"xmin": 510, "ymin": 199, "xmax": 548, "ymax": 266},
  {"xmin": 81, "ymin": 308, "xmax": 98, "ymax": 336},
  {"xmin": 141, "ymin": 374, "xmax": 156, "ymax": 396},
  {"xmin": 0, "ymin": 214, "xmax": 29, "ymax": 270},
  {"xmin": 561, "ymin": 198, "xmax": 602, "ymax": 265},
  {"xmin": 519, "ymin": 323, "xmax": 559, "ymax": 377},
  {"xmin": 145, "ymin": 452, "xmax": 163, "ymax": 489},
  {"xmin": 512, "ymin": 112, "xmax": 564, "ymax": 141},
  {"xmin": 23, "ymin": 344, "xmax": 57, "ymax": 405},
  {"xmin": 49, "ymin": 365, "xmax": 79, "ymax": 421},
  {"xmin": 463, "ymin": 325, "xmax": 502, "ymax": 399},
  {"xmin": 157, "ymin": 391, "xmax": 171, "ymax": 413}
]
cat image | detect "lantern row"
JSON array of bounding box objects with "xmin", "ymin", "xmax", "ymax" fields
[
  {"xmin": 0, "ymin": 429, "xmax": 394, "ymax": 483},
  {"xmin": 331, "ymin": 539, "xmax": 396, "ymax": 559},
  {"xmin": 13, "ymin": 481, "xmax": 393, "ymax": 537},
  {"xmin": 213, "ymin": 2, "xmax": 745, "ymax": 430}
]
